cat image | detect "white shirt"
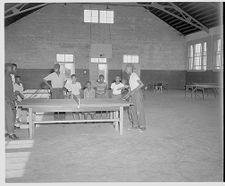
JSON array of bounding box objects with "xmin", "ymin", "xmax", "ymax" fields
[
  {"xmin": 65, "ymin": 80, "xmax": 82, "ymax": 96},
  {"xmin": 129, "ymin": 72, "xmax": 140, "ymax": 91},
  {"xmin": 111, "ymin": 82, "xmax": 124, "ymax": 95},
  {"xmin": 14, "ymin": 83, "xmax": 24, "ymax": 102},
  {"xmin": 44, "ymin": 72, "xmax": 66, "ymax": 88},
  {"xmin": 10, "ymin": 74, "xmax": 15, "ymax": 91}
]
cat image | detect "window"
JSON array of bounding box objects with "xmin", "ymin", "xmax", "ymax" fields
[
  {"xmin": 215, "ymin": 38, "xmax": 223, "ymax": 70},
  {"xmin": 56, "ymin": 54, "xmax": 75, "ymax": 78},
  {"xmin": 91, "ymin": 58, "xmax": 107, "ymax": 63},
  {"xmin": 98, "ymin": 64, "xmax": 108, "ymax": 83},
  {"xmin": 84, "ymin": 10, "xmax": 98, "ymax": 23},
  {"xmin": 123, "ymin": 55, "xmax": 139, "ymax": 63},
  {"xmin": 100, "ymin": 10, "xmax": 114, "ymax": 24},
  {"xmin": 84, "ymin": 10, "xmax": 114, "ymax": 24},
  {"xmin": 187, "ymin": 42, "xmax": 207, "ymax": 71}
]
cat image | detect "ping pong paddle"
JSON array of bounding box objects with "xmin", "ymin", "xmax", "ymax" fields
[{"xmin": 72, "ymin": 95, "xmax": 81, "ymax": 108}]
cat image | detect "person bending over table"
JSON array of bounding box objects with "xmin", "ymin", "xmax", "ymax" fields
[
  {"xmin": 43, "ymin": 64, "xmax": 67, "ymax": 120},
  {"xmin": 123, "ymin": 65, "xmax": 146, "ymax": 132},
  {"xmin": 64, "ymin": 74, "xmax": 82, "ymax": 119},
  {"xmin": 111, "ymin": 76, "xmax": 127, "ymax": 99}
]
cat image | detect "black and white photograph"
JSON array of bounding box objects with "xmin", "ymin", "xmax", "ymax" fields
[{"xmin": 1, "ymin": 0, "xmax": 223, "ymax": 183}]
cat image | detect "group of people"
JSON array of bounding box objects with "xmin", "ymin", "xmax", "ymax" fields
[
  {"xmin": 43, "ymin": 64, "xmax": 146, "ymax": 132},
  {"xmin": 5, "ymin": 63, "xmax": 146, "ymax": 140}
]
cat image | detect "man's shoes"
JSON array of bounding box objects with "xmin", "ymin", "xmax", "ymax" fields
[
  {"xmin": 8, "ymin": 134, "xmax": 19, "ymax": 140},
  {"xmin": 128, "ymin": 126, "xmax": 139, "ymax": 131},
  {"xmin": 138, "ymin": 127, "xmax": 146, "ymax": 133}
]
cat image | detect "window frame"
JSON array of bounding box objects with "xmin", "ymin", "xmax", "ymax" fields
[
  {"xmin": 213, "ymin": 35, "xmax": 223, "ymax": 71},
  {"xmin": 186, "ymin": 39, "xmax": 208, "ymax": 72},
  {"xmin": 123, "ymin": 54, "xmax": 139, "ymax": 64},
  {"xmin": 84, "ymin": 9, "xmax": 114, "ymax": 24},
  {"xmin": 56, "ymin": 53, "xmax": 75, "ymax": 79},
  {"xmin": 90, "ymin": 57, "xmax": 107, "ymax": 63}
]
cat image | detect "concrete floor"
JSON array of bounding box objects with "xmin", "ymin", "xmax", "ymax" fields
[{"xmin": 5, "ymin": 90, "xmax": 223, "ymax": 182}]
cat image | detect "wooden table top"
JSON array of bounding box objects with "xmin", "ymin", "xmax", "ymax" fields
[{"xmin": 18, "ymin": 98, "xmax": 130, "ymax": 109}]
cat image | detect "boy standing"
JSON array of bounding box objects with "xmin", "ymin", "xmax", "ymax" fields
[
  {"xmin": 83, "ymin": 81, "xmax": 95, "ymax": 119},
  {"xmin": 43, "ymin": 64, "xmax": 67, "ymax": 120},
  {"xmin": 95, "ymin": 74, "xmax": 108, "ymax": 98}
]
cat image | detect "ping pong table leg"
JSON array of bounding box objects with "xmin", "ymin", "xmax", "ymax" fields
[
  {"xmin": 202, "ymin": 88, "xmax": 205, "ymax": 100},
  {"xmin": 114, "ymin": 111, "xmax": 119, "ymax": 131},
  {"xmin": 119, "ymin": 106, "xmax": 123, "ymax": 135},
  {"xmin": 28, "ymin": 108, "xmax": 34, "ymax": 139}
]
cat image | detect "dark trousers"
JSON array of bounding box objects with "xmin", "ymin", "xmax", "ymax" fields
[
  {"xmin": 51, "ymin": 88, "xmax": 65, "ymax": 120},
  {"xmin": 5, "ymin": 100, "xmax": 16, "ymax": 134},
  {"xmin": 128, "ymin": 89, "xmax": 146, "ymax": 129}
]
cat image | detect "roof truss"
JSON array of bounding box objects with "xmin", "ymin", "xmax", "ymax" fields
[
  {"xmin": 142, "ymin": 2, "xmax": 209, "ymax": 33},
  {"xmin": 5, "ymin": 3, "xmax": 47, "ymax": 19}
]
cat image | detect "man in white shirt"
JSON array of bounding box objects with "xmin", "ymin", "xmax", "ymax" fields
[
  {"xmin": 43, "ymin": 64, "xmax": 67, "ymax": 120},
  {"xmin": 124, "ymin": 65, "xmax": 146, "ymax": 132}
]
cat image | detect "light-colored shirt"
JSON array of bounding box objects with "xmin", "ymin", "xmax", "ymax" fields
[
  {"xmin": 14, "ymin": 83, "xmax": 24, "ymax": 102},
  {"xmin": 44, "ymin": 72, "xmax": 66, "ymax": 88},
  {"xmin": 10, "ymin": 74, "xmax": 15, "ymax": 91},
  {"xmin": 129, "ymin": 72, "xmax": 140, "ymax": 91},
  {"xmin": 65, "ymin": 80, "xmax": 82, "ymax": 96},
  {"xmin": 96, "ymin": 81, "xmax": 107, "ymax": 95},
  {"xmin": 84, "ymin": 88, "xmax": 95, "ymax": 99},
  {"xmin": 111, "ymin": 82, "xmax": 124, "ymax": 95}
]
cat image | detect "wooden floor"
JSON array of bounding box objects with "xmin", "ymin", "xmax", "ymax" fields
[{"xmin": 5, "ymin": 90, "xmax": 223, "ymax": 182}]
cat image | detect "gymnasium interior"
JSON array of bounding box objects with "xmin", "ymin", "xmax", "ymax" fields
[{"xmin": 4, "ymin": 2, "xmax": 223, "ymax": 182}]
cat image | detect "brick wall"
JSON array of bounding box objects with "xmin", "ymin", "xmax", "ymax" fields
[{"xmin": 5, "ymin": 3, "xmax": 186, "ymax": 89}]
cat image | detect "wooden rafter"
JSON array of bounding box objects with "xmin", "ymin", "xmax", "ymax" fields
[
  {"xmin": 148, "ymin": 2, "xmax": 209, "ymax": 33},
  {"xmin": 5, "ymin": 3, "xmax": 47, "ymax": 19}
]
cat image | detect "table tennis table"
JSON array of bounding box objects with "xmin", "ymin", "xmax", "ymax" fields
[
  {"xmin": 185, "ymin": 83, "xmax": 220, "ymax": 100},
  {"xmin": 18, "ymin": 98, "xmax": 131, "ymax": 139}
]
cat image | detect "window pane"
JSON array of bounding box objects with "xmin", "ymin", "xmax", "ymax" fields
[
  {"xmin": 65, "ymin": 63, "xmax": 75, "ymax": 78},
  {"xmin": 84, "ymin": 10, "xmax": 91, "ymax": 22},
  {"xmin": 99, "ymin": 58, "xmax": 107, "ymax": 63},
  {"xmin": 98, "ymin": 64, "xmax": 108, "ymax": 83},
  {"xmin": 92, "ymin": 16, "xmax": 98, "ymax": 23},
  {"xmin": 100, "ymin": 11, "xmax": 107, "ymax": 23},
  {"xmin": 216, "ymin": 55, "xmax": 221, "ymax": 66},
  {"xmin": 217, "ymin": 39, "xmax": 221, "ymax": 51},
  {"xmin": 127, "ymin": 55, "xmax": 131, "ymax": 63},
  {"xmin": 107, "ymin": 11, "xmax": 114, "ymax": 23},
  {"xmin": 91, "ymin": 58, "xmax": 98, "ymax": 63},
  {"xmin": 65, "ymin": 54, "xmax": 73, "ymax": 62},
  {"xmin": 202, "ymin": 56, "xmax": 207, "ymax": 66},
  {"xmin": 195, "ymin": 43, "xmax": 201, "ymax": 53},
  {"xmin": 91, "ymin": 10, "xmax": 98, "ymax": 17},
  {"xmin": 203, "ymin": 42, "xmax": 207, "ymax": 52},
  {"xmin": 134, "ymin": 56, "xmax": 139, "ymax": 63},
  {"xmin": 123, "ymin": 55, "xmax": 128, "ymax": 63},
  {"xmin": 56, "ymin": 54, "xmax": 64, "ymax": 62},
  {"xmin": 189, "ymin": 58, "xmax": 193, "ymax": 70},
  {"xmin": 188, "ymin": 45, "xmax": 193, "ymax": 57}
]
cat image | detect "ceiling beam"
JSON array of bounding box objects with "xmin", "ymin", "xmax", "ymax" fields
[
  {"xmin": 150, "ymin": 2, "xmax": 209, "ymax": 33},
  {"xmin": 5, "ymin": 3, "xmax": 47, "ymax": 19},
  {"xmin": 5, "ymin": 4, "xmax": 26, "ymax": 14}
]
